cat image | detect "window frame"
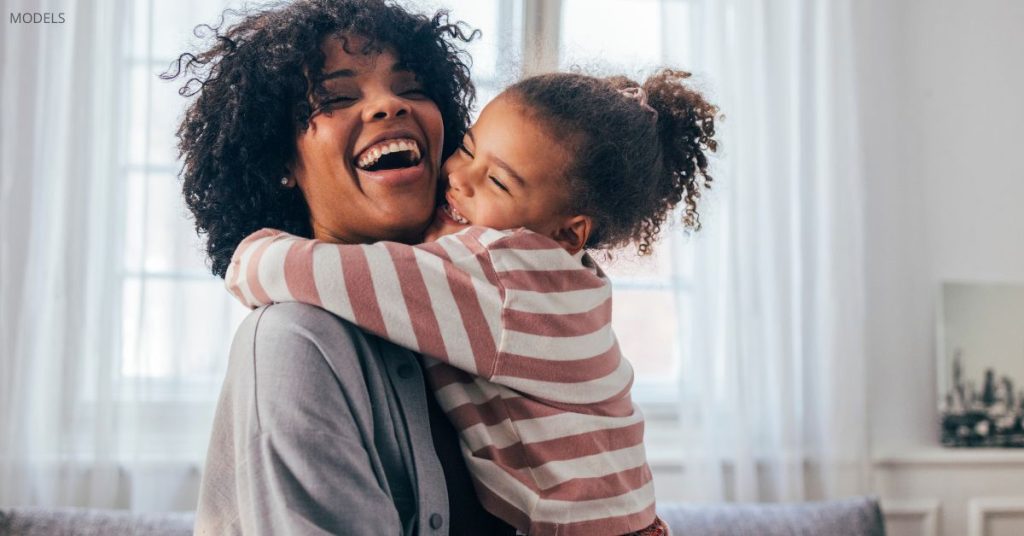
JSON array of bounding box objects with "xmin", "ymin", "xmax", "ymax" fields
[
  {"xmin": 116, "ymin": 0, "xmax": 696, "ymax": 413},
  {"xmin": 531, "ymin": 0, "xmax": 698, "ymax": 409}
]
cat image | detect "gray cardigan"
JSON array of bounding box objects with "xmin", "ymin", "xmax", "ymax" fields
[{"xmin": 194, "ymin": 303, "xmax": 450, "ymax": 535}]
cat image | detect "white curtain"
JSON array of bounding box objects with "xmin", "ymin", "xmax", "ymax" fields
[
  {"xmin": 672, "ymin": 0, "xmax": 869, "ymax": 501},
  {"xmin": 0, "ymin": 0, "xmax": 200, "ymax": 510},
  {"xmin": 1, "ymin": 0, "xmax": 870, "ymax": 510}
]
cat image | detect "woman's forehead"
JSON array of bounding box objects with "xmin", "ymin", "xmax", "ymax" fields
[{"xmin": 321, "ymin": 34, "xmax": 399, "ymax": 72}]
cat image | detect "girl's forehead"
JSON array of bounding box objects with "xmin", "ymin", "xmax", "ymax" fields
[
  {"xmin": 480, "ymin": 97, "xmax": 564, "ymax": 149},
  {"xmin": 474, "ymin": 96, "xmax": 573, "ymax": 186}
]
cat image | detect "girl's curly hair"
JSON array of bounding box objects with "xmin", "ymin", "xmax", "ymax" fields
[
  {"xmin": 506, "ymin": 69, "xmax": 718, "ymax": 255},
  {"xmin": 162, "ymin": 0, "xmax": 477, "ymax": 278}
]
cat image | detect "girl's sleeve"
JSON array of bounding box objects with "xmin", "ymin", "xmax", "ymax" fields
[{"xmin": 226, "ymin": 228, "xmax": 506, "ymax": 379}]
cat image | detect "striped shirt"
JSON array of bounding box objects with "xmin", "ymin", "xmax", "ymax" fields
[{"xmin": 226, "ymin": 226, "xmax": 656, "ymax": 536}]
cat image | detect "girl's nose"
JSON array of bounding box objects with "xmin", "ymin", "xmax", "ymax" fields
[{"xmin": 447, "ymin": 169, "xmax": 475, "ymax": 197}]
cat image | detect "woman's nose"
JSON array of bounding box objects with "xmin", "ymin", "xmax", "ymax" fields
[{"xmin": 362, "ymin": 92, "xmax": 410, "ymax": 122}]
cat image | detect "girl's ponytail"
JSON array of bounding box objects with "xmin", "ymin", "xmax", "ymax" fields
[
  {"xmin": 506, "ymin": 69, "xmax": 718, "ymax": 255},
  {"xmin": 643, "ymin": 69, "xmax": 718, "ymax": 231}
]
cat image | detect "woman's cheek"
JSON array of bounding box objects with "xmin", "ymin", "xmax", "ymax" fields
[{"xmin": 417, "ymin": 102, "xmax": 445, "ymax": 167}]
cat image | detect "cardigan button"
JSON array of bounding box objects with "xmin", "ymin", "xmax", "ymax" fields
[
  {"xmin": 429, "ymin": 513, "xmax": 443, "ymax": 529},
  {"xmin": 397, "ymin": 363, "xmax": 415, "ymax": 379}
]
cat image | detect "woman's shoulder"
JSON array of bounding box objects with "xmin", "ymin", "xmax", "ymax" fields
[
  {"xmin": 229, "ymin": 303, "xmax": 376, "ymax": 374},
  {"xmin": 227, "ymin": 303, "xmax": 414, "ymax": 430},
  {"xmin": 233, "ymin": 302, "xmax": 419, "ymax": 378},
  {"xmin": 242, "ymin": 302, "xmax": 356, "ymax": 341}
]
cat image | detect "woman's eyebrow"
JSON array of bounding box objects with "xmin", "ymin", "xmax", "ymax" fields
[
  {"xmin": 323, "ymin": 61, "xmax": 411, "ymax": 81},
  {"xmin": 321, "ymin": 69, "xmax": 356, "ymax": 81},
  {"xmin": 392, "ymin": 63, "xmax": 415, "ymax": 74}
]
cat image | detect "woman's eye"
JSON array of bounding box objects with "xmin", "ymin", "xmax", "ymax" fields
[
  {"xmin": 401, "ymin": 88, "xmax": 428, "ymax": 98},
  {"xmin": 458, "ymin": 143, "xmax": 474, "ymax": 158},
  {"xmin": 321, "ymin": 96, "xmax": 357, "ymax": 108},
  {"xmin": 490, "ymin": 176, "xmax": 510, "ymax": 193}
]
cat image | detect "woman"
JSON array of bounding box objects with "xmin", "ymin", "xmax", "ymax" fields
[{"xmin": 165, "ymin": 1, "xmax": 514, "ymax": 533}]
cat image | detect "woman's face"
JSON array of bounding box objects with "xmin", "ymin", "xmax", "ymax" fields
[{"xmin": 291, "ymin": 35, "xmax": 444, "ymax": 244}]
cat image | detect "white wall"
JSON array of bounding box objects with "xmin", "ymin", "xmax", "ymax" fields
[
  {"xmin": 856, "ymin": 0, "xmax": 1024, "ymax": 457},
  {"xmin": 853, "ymin": 1, "xmax": 1024, "ymax": 534}
]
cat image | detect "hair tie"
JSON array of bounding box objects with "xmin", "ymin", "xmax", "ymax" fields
[{"xmin": 619, "ymin": 87, "xmax": 658, "ymax": 118}]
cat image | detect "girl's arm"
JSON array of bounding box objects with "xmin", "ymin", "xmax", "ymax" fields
[{"xmin": 226, "ymin": 228, "xmax": 505, "ymax": 378}]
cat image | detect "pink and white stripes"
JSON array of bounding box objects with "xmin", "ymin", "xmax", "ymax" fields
[{"xmin": 227, "ymin": 227, "xmax": 656, "ymax": 535}]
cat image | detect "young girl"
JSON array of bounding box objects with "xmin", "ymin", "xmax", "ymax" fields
[{"xmin": 227, "ymin": 69, "xmax": 717, "ymax": 536}]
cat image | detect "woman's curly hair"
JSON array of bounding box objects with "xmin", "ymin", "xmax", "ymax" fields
[
  {"xmin": 506, "ymin": 69, "xmax": 718, "ymax": 255},
  {"xmin": 162, "ymin": 0, "xmax": 477, "ymax": 278}
]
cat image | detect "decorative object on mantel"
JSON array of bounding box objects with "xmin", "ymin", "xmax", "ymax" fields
[{"xmin": 938, "ymin": 282, "xmax": 1024, "ymax": 447}]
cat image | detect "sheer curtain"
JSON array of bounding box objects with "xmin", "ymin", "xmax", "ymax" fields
[
  {"xmin": 0, "ymin": 0, "xmax": 203, "ymax": 510},
  {"xmin": 1, "ymin": 0, "xmax": 870, "ymax": 509},
  {"xmin": 1, "ymin": 0, "xmax": 128, "ymax": 507},
  {"xmin": 0, "ymin": 0, "xmax": 520, "ymax": 512},
  {"xmin": 671, "ymin": 0, "xmax": 870, "ymax": 501}
]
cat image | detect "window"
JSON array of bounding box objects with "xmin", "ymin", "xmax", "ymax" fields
[
  {"xmin": 118, "ymin": 0, "xmax": 249, "ymax": 458},
  {"xmin": 403, "ymin": 0, "xmax": 524, "ymax": 114},
  {"xmin": 117, "ymin": 0, "xmax": 526, "ymax": 456},
  {"xmin": 558, "ymin": 0, "xmax": 697, "ymax": 405},
  {"xmin": 416, "ymin": 0, "xmax": 700, "ymax": 405},
  {"xmin": 123, "ymin": 0, "xmax": 248, "ymax": 385},
  {"xmin": 121, "ymin": 0, "xmax": 524, "ymax": 389},
  {"xmin": 119, "ymin": 2, "xmax": 696, "ymax": 457}
]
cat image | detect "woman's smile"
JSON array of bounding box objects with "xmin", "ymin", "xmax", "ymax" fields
[{"xmin": 352, "ymin": 131, "xmax": 429, "ymax": 187}]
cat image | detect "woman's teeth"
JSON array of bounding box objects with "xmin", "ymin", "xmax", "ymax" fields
[
  {"xmin": 356, "ymin": 138, "xmax": 422, "ymax": 170},
  {"xmin": 444, "ymin": 203, "xmax": 470, "ymax": 224}
]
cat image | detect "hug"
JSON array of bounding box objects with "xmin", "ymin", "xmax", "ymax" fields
[{"xmin": 167, "ymin": 0, "xmax": 714, "ymax": 534}]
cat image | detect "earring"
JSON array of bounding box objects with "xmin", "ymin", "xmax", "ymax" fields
[{"xmin": 280, "ymin": 176, "xmax": 290, "ymax": 186}]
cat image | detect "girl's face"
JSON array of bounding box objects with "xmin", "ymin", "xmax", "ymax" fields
[
  {"xmin": 428, "ymin": 94, "xmax": 590, "ymax": 250},
  {"xmin": 292, "ymin": 35, "xmax": 444, "ymax": 244}
]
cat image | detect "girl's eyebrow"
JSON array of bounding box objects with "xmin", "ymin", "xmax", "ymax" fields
[{"xmin": 467, "ymin": 129, "xmax": 527, "ymax": 187}]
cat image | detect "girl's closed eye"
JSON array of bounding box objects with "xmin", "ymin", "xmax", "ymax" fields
[
  {"xmin": 458, "ymin": 142, "xmax": 474, "ymax": 157},
  {"xmin": 490, "ymin": 176, "xmax": 510, "ymax": 193}
]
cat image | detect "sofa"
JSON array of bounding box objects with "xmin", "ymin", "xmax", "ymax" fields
[{"xmin": 0, "ymin": 496, "xmax": 885, "ymax": 535}]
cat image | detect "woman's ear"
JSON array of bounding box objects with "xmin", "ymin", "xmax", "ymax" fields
[
  {"xmin": 285, "ymin": 158, "xmax": 305, "ymax": 189},
  {"xmin": 551, "ymin": 215, "xmax": 592, "ymax": 254}
]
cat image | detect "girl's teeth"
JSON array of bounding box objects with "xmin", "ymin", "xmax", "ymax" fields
[
  {"xmin": 446, "ymin": 204, "xmax": 469, "ymax": 224},
  {"xmin": 446, "ymin": 204, "xmax": 466, "ymax": 223}
]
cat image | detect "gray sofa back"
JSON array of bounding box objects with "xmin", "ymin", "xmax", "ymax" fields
[
  {"xmin": 660, "ymin": 496, "xmax": 886, "ymax": 536},
  {"xmin": 0, "ymin": 508, "xmax": 193, "ymax": 536},
  {"xmin": 1, "ymin": 496, "xmax": 884, "ymax": 535}
]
